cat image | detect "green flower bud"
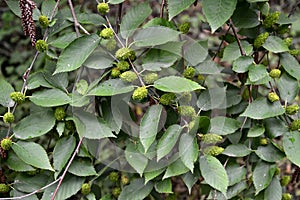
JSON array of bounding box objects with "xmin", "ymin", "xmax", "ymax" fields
[
  {"xmin": 178, "ymin": 106, "xmax": 196, "ymax": 118},
  {"xmin": 282, "ymin": 193, "xmax": 292, "ymax": 200},
  {"xmin": 289, "ymin": 49, "xmax": 300, "ymax": 56},
  {"xmin": 35, "ymin": 40, "xmax": 48, "ymax": 52},
  {"xmin": 269, "ymin": 69, "xmax": 281, "ymax": 78},
  {"xmin": 97, "ymin": 2, "xmax": 109, "ymax": 15},
  {"xmin": 132, "ymin": 86, "xmax": 148, "ymax": 101},
  {"xmin": 200, "ymin": 133, "xmax": 223, "ymax": 144},
  {"xmin": 277, "ymin": 24, "xmax": 290, "ymax": 35},
  {"xmin": 284, "ymin": 37, "xmax": 292, "ymax": 47},
  {"xmin": 275, "ymin": 167, "xmax": 281, "ymax": 175},
  {"xmin": 254, "ymin": 32, "xmax": 269, "ymax": 48},
  {"xmin": 159, "ymin": 93, "xmax": 176, "ymax": 105},
  {"xmin": 143, "ymin": 73, "xmax": 158, "ymax": 84},
  {"xmin": 65, "ymin": 120, "xmax": 75, "ymax": 131},
  {"xmin": 81, "ymin": 183, "xmax": 91, "ymax": 195},
  {"xmin": 3, "ymin": 112, "xmax": 14, "ymax": 124},
  {"xmin": 259, "ymin": 138, "xmax": 268, "ymax": 145},
  {"xmin": 112, "ymin": 187, "xmax": 121, "ymax": 198},
  {"xmin": 281, "ymin": 175, "xmax": 291, "ymax": 186},
  {"xmin": 183, "ymin": 67, "xmax": 195, "ymax": 79},
  {"xmin": 197, "ymin": 74, "xmax": 205, "ymax": 81},
  {"xmin": 54, "ymin": 107, "xmax": 66, "ymax": 121},
  {"xmin": 106, "ymin": 39, "xmax": 117, "ymax": 51},
  {"xmin": 111, "ymin": 67, "xmax": 121, "ymax": 78},
  {"xmin": 286, "ymin": 104, "xmax": 299, "ymax": 115},
  {"xmin": 179, "ymin": 22, "xmax": 190, "ymax": 34},
  {"xmin": 115, "ymin": 47, "xmax": 136, "ymax": 61},
  {"xmin": 268, "ymin": 92, "xmax": 279, "ymax": 102},
  {"xmin": 39, "ymin": 15, "xmax": 49, "ymax": 29},
  {"xmin": 116, "ymin": 61, "xmax": 130, "ymax": 71},
  {"xmin": 121, "ymin": 174, "xmax": 129, "ymax": 185},
  {"xmin": 290, "ymin": 119, "xmax": 300, "ymax": 131},
  {"xmin": 203, "ymin": 146, "xmax": 224, "ymax": 156},
  {"xmin": 0, "ymin": 184, "xmax": 10, "ymax": 193},
  {"xmin": 263, "ymin": 11, "xmax": 280, "ymax": 28},
  {"xmin": 10, "ymin": 91, "xmax": 25, "ymax": 104},
  {"xmin": 100, "ymin": 28, "xmax": 114, "ymax": 39},
  {"xmin": 1, "ymin": 138, "xmax": 12, "ymax": 151},
  {"xmin": 109, "ymin": 172, "xmax": 119, "ymax": 182},
  {"xmin": 120, "ymin": 71, "xmax": 137, "ymax": 82}
]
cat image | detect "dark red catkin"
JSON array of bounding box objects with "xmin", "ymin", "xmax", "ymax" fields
[{"xmin": 19, "ymin": 0, "xmax": 36, "ymax": 46}]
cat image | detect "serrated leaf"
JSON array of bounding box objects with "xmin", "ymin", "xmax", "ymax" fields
[
  {"xmin": 154, "ymin": 76, "xmax": 205, "ymax": 93},
  {"xmin": 240, "ymin": 98, "xmax": 285, "ymax": 119},
  {"xmin": 232, "ymin": 56, "xmax": 254, "ymax": 73},
  {"xmin": 199, "ymin": 155, "xmax": 229, "ymax": 196},
  {"xmin": 222, "ymin": 40, "xmax": 253, "ymax": 62},
  {"xmin": 181, "ymin": 171, "xmax": 200, "ymax": 194},
  {"xmin": 157, "ymin": 124, "xmax": 182, "ymax": 161},
  {"xmin": 87, "ymin": 79, "xmax": 134, "ymax": 96},
  {"xmin": 12, "ymin": 141, "xmax": 53, "ymax": 171},
  {"xmin": 248, "ymin": 64, "xmax": 269, "ymax": 82},
  {"xmin": 4, "ymin": 151, "xmax": 35, "ymax": 172},
  {"xmin": 41, "ymin": 0, "xmax": 57, "ymax": 18},
  {"xmin": 276, "ymin": 72, "xmax": 299, "ymax": 103},
  {"xmin": 49, "ymin": 32, "xmax": 77, "ymax": 49},
  {"xmin": 30, "ymin": 88, "xmax": 71, "ymax": 107},
  {"xmin": 247, "ymin": 124, "xmax": 265, "ymax": 137},
  {"xmin": 142, "ymin": 49, "xmax": 178, "ymax": 71},
  {"xmin": 226, "ymin": 165, "xmax": 247, "ymax": 186},
  {"xmin": 253, "ymin": 161, "xmax": 276, "ymax": 195},
  {"xmin": 140, "ymin": 104, "xmax": 163, "ymax": 153},
  {"xmin": 120, "ymin": 2, "xmax": 152, "ymax": 39},
  {"xmin": 54, "ymin": 34, "xmax": 100, "ymax": 74},
  {"xmin": 264, "ymin": 177, "xmax": 282, "ymax": 200},
  {"xmin": 68, "ymin": 158, "xmax": 97, "ymax": 176},
  {"xmin": 168, "ymin": 0, "xmax": 195, "ymax": 20},
  {"xmin": 222, "ymin": 144, "xmax": 252, "ymax": 157},
  {"xmin": 262, "ymin": 36, "xmax": 289, "ymax": 53},
  {"xmin": 144, "ymin": 168, "xmax": 165, "ymax": 184},
  {"xmin": 231, "ymin": 5, "xmax": 259, "ymax": 28},
  {"xmin": 155, "ymin": 179, "xmax": 172, "ymax": 193},
  {"xmin": 125, "ymin": 142, "xmax": 148, "ymax": 176},
  {"xmin": 202, "ymin": 0, "xmax": 237, "ymax": 33},
  {"xmin": 14, "ymin": 109, "xmax": 56, "ymax": 139},
  {"xmin": 280, "ymin": 53, "xmax": 300, "ymax": 81},
  {"xmin": 14, "ymin": 173, "xmax": 50, "ymax": 193},
  {"xmin": 0, "ymin": 77, "xmax": 14, "ymax": 107},
  {"xmin": 210, "ymin": 116, "xmax": 241, "ymax": 135},
  {"xmin": 118, "ymin": 178, "xmax": 153, "ymax": 200},
  {"xmin": 179, "ymin": 133, "xmax": 198, "ymax": 172},
  {"xmin": 283, "ymin": 131, "xmax": 300, "ymax": 167},
  {"xmin": 163, "ymin": 158, "xmax": 189, "ymax": 179},
  {"xmin": 255, "ymin": 143, "xmax": 285, "ymax": 162}
]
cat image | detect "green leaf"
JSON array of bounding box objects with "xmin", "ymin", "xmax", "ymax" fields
[
  {"xmin": 202, "ymin": 0, "xmax": 237, "ymax": 33},
  {"xmin": 163, "ymin": 158, "xmax": 189, "ymax": 179},
  {"xmin": 199, "ymin": 155, "xmax": 229, "ymax": 196},
  {"xmin": 280, "ymin": 53, "xmax": 300, "ymax": 81},
  {"xmin": 154, "ymin": 76, "xmax": 205, "ymax": 93},
  {"xmin": 140, "ymin": 105, "xmax": 163, "ymax": 153},
  {"xmin": 196, "ymin": 60, "xmax": 223, "ymax": 75},
  {"xmin": 184, "ymin": 40, "xmax": 208, "ymax": 66},
  {"xmin": 222, "ymin": 41, "xmax": 253, "ymax": 62},
  {"xmin": 253, "ymin": 161, "xmax": 276, "ymax": 195},
  {"xmin": 30, "ymin": 88, "xmax": 71, "ymax": 107},
  {"xmin": 4, "ymin": 151, "xmax": 35, "ymax": 172},
  {"xmin": 264, "ymin": 118, "xmax": 288, "ymax": 138},
  {"xmin": 125, "ymin": 142, "xmax": 148, "ymax": 176},
  {"xmin": 109, "ymin": 0, "xmax": 125, "ymax": 4},
  {"xmin": 276, "ymin": 72, "xmax": 299, "ymax": 103},
  {"xmin": 53, "ymin": 136, "xmax": 76, "ymax": 178},
  {"xmin": 83, "ymin": 50, "xmax": 114, "ymax": 70},
  {"xmin": 134, "ymin": 27, "xmax": 180, "ymax": 47},
  {"xmin": 142, "ymin": 49, "xmax": 178, "ymax": 71},
  {"xmin": 179, "ymin": 133, "xmax": 198, "ymax": 172},
  {"xmin": 0, "ymin": 77, "xmax": 14, "ymax": 107},
  {"xmin": 49, "ymin": 32, "xmax": 77, "ymax": 49},
  {"xmin": 168, "ymin": 0, "xmax": 195, "ymax": 20},
  {"xmin": 264, "ymin": 177, "xmax": 282, "ymax": 200},
  {"xmin": 197, "ymin": 87, "xmax": 226, "ymax": 110},
  {"xmin": 73, "ymin": 110, "xmax": 115, "ymax": 139},
  {"xmin": 222, "ymin": 144, "xmax": 252, "ymax": 157},
  {"xmin": 157, "ymin": 124, "xmax": 182, "ymax": 161},
  {"xmin": 43, "ymin": 71, "xmax": 69, "ymax": 91},
  {"xmin": 231, "ymin": 5, "xmax": 259, "ymax": 28},
  {"xmin": 12, "ymin": 141, "xmax": 53, "ymax": 171},
  {"xmin": 154, "ymin": 179, "xmax": 172, "ymax": 193},
  {"xmin": 226, "ymin": 164, "xmax": 247, "ymax": 186},
  {"xmin": 248, "ymin": 64, "xmax": 270, "ymax": 82},
  {"xmin": 262, "ymin": 36, "xmax": 289, "ymax": 53},
  {"xmin": 120, "ymin": 2, "xmax": 152, "ymax": 39},
  {"xmin": 14, "ymin": 109, "xmax": 56, "ymax": 139},
  {"xmin": 283, "ymin": 131, "xmax": 300, "ymax": 167},
  {"xmin": 54, "ymin": 34, "xmax": 100, "ymax": 74},
  {"xmin": 143, "ymin": 18, "xmax": 177, "ymax": 30},
  {"xmin": 241, "ymin": 98, "xmax": 285, "ymax": 119},
  {"xmin": 181, "ymin": 172, "xmax": 199, "ymax": 194},
  {"xmin": 255, "ymin": 143, "xmax": 285, "ymax": 162},
  {"xmin": 247, "ymin": 124, "xmax": 265, "ymax": 137},
  {"xmin": 232, "ymin": 56, "xmax": 254, "ymax": 73},
  {"xmin": 68, "ymin": 158, "xmax": 97, "ymax": 176},
  {"xmin": 41, "ymin": 0, "xmax": 57, "ymax": 18},
  {"xmin": 207, "ymin": 181, "xmax": 248, "ymax": 200},
  {"xmin": 144, "ymin": 168, "xmax": 165, "ymax": 184},
  {"xmin": 210, "ymin": 116, "xmax": 241, "ymax": 135},
  {"xmin": 14, "ymin": 173, "xmax": 50, "ymax": 193},
  {"xmin": 119, "ymin": 178, "xmax": 153, "ymax": 200},
  {"xmin": 87, "ymin": 79, "xmax": 134, "ymax": 96}
]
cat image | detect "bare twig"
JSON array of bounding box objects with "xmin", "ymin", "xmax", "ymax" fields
[
  {"xmin": 229, "ymin": 19, "xmax": 246, "ymax": 56},
  {"xmin": 68, "ymin": 0, "xmax": 80, "ymax": 37},
  {"xmin": 105, "ymin": 16, "xmax": 125, "ymax": 48},
  {"xmin": 160, "ymin": 0, "xmax": 166, "ymax": 18}
]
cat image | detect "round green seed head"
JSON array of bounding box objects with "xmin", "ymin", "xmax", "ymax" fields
[
  {"xmin": 10, "ymin": 91, "xmax": 25, "ymax": 104},
  {"xmin": 263, "ymin": 11, "xmax": 280, "ymax": 28},
  {"xmin": 201, "ymin": 133, "xmax": 223, "ymax": 144},
  {"xmin": 274, "ymin": 167, "xmax": 281, "ymax": 175},
  {"xmin": 282, "ymin": 193, "xmax": 292, "ymax": 200},
  {"xmin": 112, "ymin": 187, "xmax": 121, "ymax": 198},
  {"xmin": 277, "ymin": 24, "xmax": 290, "ymax": 35},
  {"xmin": 179, "ymin": 22, "xmax": 190, "ymax": 34},
  {"xmin": 289, "ymin": 49, "xmax": 300, "ymax": 56},
  {"xmin": 3, "ymin": 112, "xmax": 14, "ymax": 124},
  {"xmin": 259, "ymin": 138, "xmax": 268, "ymax": 145},
  {"xmin": 284, "ymin": 37, "xmax": 292, "ymax": 47},
  {"xmin": 179, "ymin": 92, "xmax": 192, "ymax": 103},
  {"xmin": 143, "ymin": 73, "xmax": 158, "ymax": 84},
  {"xmin": 100, "ymin": 28, "xmax": 114, "ymax": 39},
  {"xmin": 254, "ymin": 32, "xmax": 269, "ymax": 48},
  {"xmin": 121, "ymin": 174, "xmax": 129, "ymax": 185},
  {"xmin": 120, "ymin": 71, "xmax": 137, "ymax": 82},
  {"xmin": 285, "ymin": 104, "xmax": 299, "ymax": 115},
  {"xmin": 115, "ymin": 47, "xmax": 136, "ymax": 61},
  {"xmin": 65, "ymin": 120, "xmax": 75, "ymax": 131},
  {"xmin": 0, "ymin": 184, "xmax": 10, "ymax": 193},
  {"xmin": 1, "ymin": 138, "xmax": 12, "ymax": 151},
  {"xmin": 269, "ymin": 69, "xmax": 281, "ymax": 78},
  {"xmin": 106, "ymin": 39, "xmax": 117, "ymax": 51},
  {"xmin": 116, "ymin": 61, "xmax": 130, "ymax": 71},
  {"xmin": 97, "ymin": 2, "xmax": 109, "ymax": 15},
  {"xmin": 290, "ymin": 119, "xmax": 300, "ymax": 131},
  {"xmin": 159, "ymin": 93, "xmax": 176, "ymax": 105},
  {"xmin": 35, "ymin": 40, "xmax": 48, "ymax": 52},
  {"xmin": 177, "ymin": 106, "xmax": 196, "ymax": 118},
  {"xmin": 132, "ymin": 87, "xmax": 148, "ymax": 101},
  {"xmin": 111, "ymin": 67, "xmax": 121, "ymax": 78},
  {"xmin": 183, "ymin": 67, "xmax": 195, "ymax": 79},
  {"xmin": 203, "ymin": 146, "xmax": 224, "ymax": 156},
  {"xmin": 81, "ymin": 183, "xmax": 91, "ymax": 195},
  {"xmin": 109, "ymin": 172, "xmax": 119, "ymax": 182},
  {"xmin": 54, "ymin": 107, "xmax": 66, "ymax": 121},
  {"xmin": 280, "ymin": 175, "xmax": 291, "ymax": 186},
  {"xmin": 39, "ymin": 15, "xmax": 49, "ymax": 29},
  {"xmin": 268, "ymin": 92, "xmax": 279, "ymax": 102}
]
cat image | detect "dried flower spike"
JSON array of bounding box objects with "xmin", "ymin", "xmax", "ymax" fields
[{"xmin": 19, "ymin": 0, "xmax": 37, "ymax": 46}]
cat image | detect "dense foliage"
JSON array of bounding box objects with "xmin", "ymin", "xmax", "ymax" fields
[{"xmin": 1, "ymin": 0, "xmax": 300, "ymax": 199}]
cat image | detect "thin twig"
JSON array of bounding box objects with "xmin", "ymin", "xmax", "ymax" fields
[
  {"xmin": 212, "ymin": 26, "xmax": 231, "ymax": 61},
  {"xmin": 229, "ymin": 19, "xmax": 246, "ymax": 56},
  {"xmin": 160, "ymin": 0, "xmax": 166, "ymax": 18},
  {"xmin": 105, "ymin": 16, "xmax": 125, "ymax": 48},
  {"xmin": 68, "ymin": 0, "xmax": 80, "ymax": 37}
]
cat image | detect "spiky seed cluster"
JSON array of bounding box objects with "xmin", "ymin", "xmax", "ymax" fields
[
  {"xmin": 19, "ymin": 0, "xmax": 36, "ymax": 46},
  {"xmin": 263, "ymin": 11, "xmax": 280, "ymax": 28},
  {"xmin": 109, "ymin": 172, "xmax": 119, "ymax": 182},
  {"xmin": 275, "ymin": 167, "xmax": 281, "ymax": 175},
  {"xmin": 120, "ymin": 71, "xmax": 137, "ymax": 82},
  {"xmin": 35, "ymin": 40, "xmax": 48, "ymax": 52},
  {"xmin": 121, "ymin": 175, "xmax": 129, "ymax": 185},
  {"xmin": 116, "ymin": 61, "xmax": 130, "ymax": 71},
  {"xmin": 281, "ymin": 175, "xmax": 291, "ymax": 186},
  {"xmin": 254, "ymin": 32, "xmax": 269, "ymax": 48},
  {"xmin": 200, "ymin": 133, "xmax": 223, "ymax": 144},
  {"xmin": 54, "ymin": 107, "xmax": 66, "ymax": 121},
  {"xmin": 10, "ymin": 92, "xmax": 26, "ymax": 104},
  {"xmin": 286, "ymin": 105, "xmax": 299, "ymax": 115},
  {"xmin": 3, "ymin": 112, "xmax": 14, "ymax": 124},
  {"xmin": 177, "ymin": 106, "xmax": 196, "ymax": 118},
  {"xmin": 277, "ymin": 24, "xmax": 290, "ymax": 35},
  {"xmin": 289, "ymin": 49, "xmax": 300, "ymax": 56},
  {"xmin": 259, "ymin": 138, "xmax": 268, "ymax": 145},
  {"xmin": 97, "ymin": 2, "xmax": 110, "ymax": 15},
  {"xmin": 179, "ymin": 22, "xmax": 190, "ymax": 34},
  {"xmin": 1, "ymin": 138, "xmax": 12, "ymax": 151},
  {"xmin": 282, "ymin": 193, "xmax": 292, "ymax": 200},
  {"xmin": 111, "ymin": 67, "xmax": 121, "ymax": 78},
  {"xmin": 183, "ymin": 67, "xmax": 195, "ymax": 79},
  {"xmin": 115, "ymin": 47, "xmax": 136, "ymax": 61},
  {"xmin": 159, "ymin": 93, "xmax": 176, "ymax": 105},
  {"xmin": 290, "ymin": 119, "xmax": 300, "ymax": 131},
  {"xmin": 284, "ymin": 38, "xmax": 293, "ymax": 47},
  {"xmin": 269, "ymin": 69, "xmax": 281, "ymax": 78},
  {"xmin": 179, "ymin": 92, "xmax": 192, "ymax": 103},
  {"xmin": 0, "ymin": 184, "xmax": 10, "ymax": 193},
  {"xmin": 106, "ymin": 39, "xmax": 117, "ymax": 51},
  {"xmin": 268, "ymin": 92, "xmax": 279, "ymax": 102},
  {"xmin": 132, "ymin": 87, "xmax": 148, "ymax": 101},
  {"xmin": 100, "ymin": 28, "xmax": 114, "ymax": 39},
  {"xmin": 112, "ymin": 187, "xmax": 121, "ymax": 198},
  {"xmin": 143, "ymin": 73, "xmax": 158, "ymax": 84},
  {"xmin": 203, "ymin": 146, "xmax": 224, "ymax": 156},
  {"xmin": 38, "ymin": 15, "xmax": 49, "ymax": 29},
  {"xmin": 81, "ymin": 183, "xmax": 91, "ymax": 195}
]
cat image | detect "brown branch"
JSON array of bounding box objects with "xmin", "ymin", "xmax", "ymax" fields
[
  {"xmin": 160, "ymin": 0, "xmax": 166, "ymax": 18},
  {"xmin": 68, "ymin": 0, "xmax": 80, "ymax": 37},
  {"xmin": 229, "ymin": 19, "xmax": 246, "ymax": 56}
]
